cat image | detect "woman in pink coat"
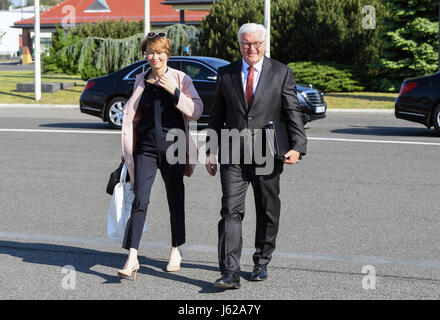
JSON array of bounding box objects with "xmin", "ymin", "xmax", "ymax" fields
[{"xmin": 118, "ymin": 32, "xmax": 203, "ymax": 280}]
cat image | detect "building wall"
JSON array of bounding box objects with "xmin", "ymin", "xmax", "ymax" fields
[{"xmin": 0, "ymin": 11, "xmax": 34, "ymax": 57}]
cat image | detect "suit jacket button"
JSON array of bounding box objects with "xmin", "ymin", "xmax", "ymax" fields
[{"xmin": 248, "ymin": 117, "xmax": 253, "ymax": 120}]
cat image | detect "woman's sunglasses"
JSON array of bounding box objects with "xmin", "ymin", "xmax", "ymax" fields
[{"xmin": 147, "ymin": 32, "xmax": 167, "ymax": 39}]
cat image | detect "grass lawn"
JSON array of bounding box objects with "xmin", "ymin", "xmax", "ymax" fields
[
  {"xmin": 0, "ymin": 71, "xmax": 86, "ymax": 105},
  {"xmin": 0, "ymin": 71, "xmax": 398, "ymax": 108},
  {"xmin": 324, "ymin": 92, "xmax": 397, "ymax": 109}
]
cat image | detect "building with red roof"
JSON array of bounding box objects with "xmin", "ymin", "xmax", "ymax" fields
[{"xmin": 14, "ymin": 0, "xmax": 212, "ymax": 64}]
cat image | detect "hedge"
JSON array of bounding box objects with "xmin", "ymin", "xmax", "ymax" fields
[{"xmin": 288, "ymin": 61, "xmax": 370, "ymax": 92}]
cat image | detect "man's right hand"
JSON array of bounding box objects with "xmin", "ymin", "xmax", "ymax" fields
[{"xmin": 205, "ymin": 154, "xmax": 217, "ymax": 176}]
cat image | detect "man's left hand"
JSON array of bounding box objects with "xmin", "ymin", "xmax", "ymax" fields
[{"xmin": 283, "ymin": 150, "xmax": 300, "ymax": 164}]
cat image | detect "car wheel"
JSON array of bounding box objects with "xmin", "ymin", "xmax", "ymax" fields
[
  {"xmin": 106, "ymin": 97, "xmax": 127, "ymax": 129},
  {"xmin": 432, "ymin": 105, "xmax": 440, "ymax": 135}
]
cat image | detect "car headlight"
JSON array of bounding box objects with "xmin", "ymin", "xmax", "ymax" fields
[{"xmin": 297, "ymin": 92, "xmax": 307, "ymax": 105}]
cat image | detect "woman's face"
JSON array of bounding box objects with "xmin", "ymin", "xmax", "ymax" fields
[{"xmin": 146, "ymin": 46, "xmax": 168, "ymax": 70}]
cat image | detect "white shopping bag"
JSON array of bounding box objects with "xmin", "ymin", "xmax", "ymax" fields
[{"xmin": 107, "ymin": 163, "xmax": 146, "ymax": 243}]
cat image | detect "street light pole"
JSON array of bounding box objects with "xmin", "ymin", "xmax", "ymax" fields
[
  {"xmin": 264, "ymin": 0, "xmax": 270, "ymax": 58},
  {"xmin": 144, "ymin": 0, "xmax": 150, "ymax": 37},
  {"xmin": 34, "ymin": 0, "xmax": 41, "ymax": 101}
]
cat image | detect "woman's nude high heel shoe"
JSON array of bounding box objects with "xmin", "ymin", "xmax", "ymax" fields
[
  {"xmin": 166, "ymin": 247, "xmax": 182, "ymax": 272},
  {"xmin": 118, "ymin": 261, "xmax": 140, "ymax": 280}
]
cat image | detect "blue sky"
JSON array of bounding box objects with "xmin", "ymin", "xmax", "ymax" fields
[{"xmin": 10, "ymin": 0, "xmax": 27, "ymax": 6}]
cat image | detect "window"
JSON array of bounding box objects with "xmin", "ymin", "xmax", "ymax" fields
[
  {"xmin": 167, "ymin": 60, "xmax": 180, "ymax": 70},
  {"xmin": 181, "ymin": 61, "xmax": 215, "ymax": 81},
  {"xmin": 126, "ymin": 64, "xmax": 148, "ymax": 80},
  {"xmin": 85, "ymin": 0, "xmax": 111, "ymax": 13}
]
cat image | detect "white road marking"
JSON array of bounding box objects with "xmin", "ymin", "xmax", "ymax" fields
[
  {"xmin": 307, "ymin": 137, "xmax": 440, "ymax": 146},
  {"xmin": 0, "ymin": 128, "xmax": 119, "ymax": 134},
  {"xmin": 1, "ymin": 128, "xmax": 439, "ymax": 146}
]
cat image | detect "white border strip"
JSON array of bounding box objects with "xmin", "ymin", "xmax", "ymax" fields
[
  {"xmin": 1, "ymin": 128, "xmax": 439, "ymax": 146},
  {"xmin": 327, "ymin": 109, "xmax": 394, "ymax": 113},
  {"xmin": 0, "ymin": 128, "xmax": 118, "ymax": 134},
  {"xmin": 308, "ymin": 137, "xmax": 440, "ymax": 146},
  {"xmin": 0, "ymin": 104, "xmax": 394, "ymax": 113},
  {"xmin": 0, "ymin": 104, "xmax": 78, "ymax": 109}
]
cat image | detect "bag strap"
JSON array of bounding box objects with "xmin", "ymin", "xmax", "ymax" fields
[{"xmin": 120, "ymin": 163, "xmax": 127, "ymax": 183}]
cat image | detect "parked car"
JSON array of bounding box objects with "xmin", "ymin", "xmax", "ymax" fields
[
  {"xmin": 80, "ymin": 56, "xmax": 327, "ymax": 129},
  {"xmin": 395, "ymin": 73, "xmax": 440, "ymax": 134},
  {"xmin": 80, "ymin": 56, "xmax": 228, "ymax": 129},
  {"xmin": 296, "ymin": 84, "xmax": 327, "ymax": 123}
]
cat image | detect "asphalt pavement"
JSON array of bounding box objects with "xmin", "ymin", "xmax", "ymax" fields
[
  {"xmin": 0, "ymin": 61, "xmax": 35, "ymax": 71},
  {"xmin": 0, "ymin": 106, "xmax": 439, "ymax": 302}
]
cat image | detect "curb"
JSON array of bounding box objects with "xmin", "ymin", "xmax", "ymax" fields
[{"xmin": 326, "ymin": 108, "xmax": 394, "ymax": 114}]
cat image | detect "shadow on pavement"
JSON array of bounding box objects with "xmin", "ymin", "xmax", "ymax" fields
[
  {"xmin": 0, "ymin": 240, "xmax": 223, "ymax": 294},
  {"xmin": 331, "ymin": 125, "xmax": 439, "ymax": 138}
]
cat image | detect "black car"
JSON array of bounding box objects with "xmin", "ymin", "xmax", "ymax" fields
[
  {"xmin": 80, "ymin": 56, "xmax": 228, "ymax": 129},
  {"xmin": 395, "ymin": 72, "xmax": 440, "ymax": 134},
  {"xmin": 296, "ymin": 84, "xmax": 327, "ymax": 123},
  {"xmin": 80, "ymin": 56, "xmax": 327, "ymax": 129}
]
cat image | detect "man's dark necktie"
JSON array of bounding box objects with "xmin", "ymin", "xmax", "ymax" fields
[{"xmin": 245, "ymin": 66, "xmax": 255, "ymax": 108}]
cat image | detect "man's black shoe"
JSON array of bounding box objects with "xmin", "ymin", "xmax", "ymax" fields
[
  {"xmin": 214, "ymin": 271, "xmax": 241, "ymax": 289},
  {"xmin": 249, "ymin": 264, "xmax": 268, "ymax": 281}
]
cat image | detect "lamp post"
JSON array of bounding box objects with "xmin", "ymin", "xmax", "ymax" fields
[
  {"xmin": 144, "ymin": 0, "xmax": 150, "ymax": 37},
  {"xmin": 34, "ymin": 0, "xmax": 41, "ymax": 101},
  {"xmin": 264, "ymin": 0, "xmax": 270, "ymax": 58}
]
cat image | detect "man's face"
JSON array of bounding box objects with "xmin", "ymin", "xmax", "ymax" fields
[{"xmin": 239, "ymin": 32, "xmax": 265, "ymax": 66}]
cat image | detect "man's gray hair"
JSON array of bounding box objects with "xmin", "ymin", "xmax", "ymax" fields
[{"xmin": 237, "ymin": 23, "xmax": 266, "ymax": 42}]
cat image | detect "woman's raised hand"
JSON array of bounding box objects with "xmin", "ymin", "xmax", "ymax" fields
[{"xmin": 158, "ymin": 73, "xmax": 177, "ymax": 95}]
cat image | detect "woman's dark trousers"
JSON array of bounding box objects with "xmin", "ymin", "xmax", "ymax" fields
[{"xmin": 122, "ymin": 151, "xmax": 185, "ymax": 250}]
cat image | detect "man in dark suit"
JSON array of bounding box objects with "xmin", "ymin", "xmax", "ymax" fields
[{"xmin": 205, "ymin": 23, "xmax": 307, "ymax": 289}]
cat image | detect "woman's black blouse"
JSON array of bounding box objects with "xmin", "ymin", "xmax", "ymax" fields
[{"xmin": 135, "ymin": 73, "xmax": 185, "ymax": 154}]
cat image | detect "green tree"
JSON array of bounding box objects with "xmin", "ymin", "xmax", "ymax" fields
[
  {"xmin": 371, "ymin": 0, "xmax": 439, "ymax": 91},
  {"xmin": 25, "ymin": 0, "xmax": 63, "ymax": 6},
  {"xmin": 44, "ymin": 19, "xmax": 144, "ymax": 76},
  {"xmin": 164, "ymin": 23, "xmax": 200, "ymax": 56},
  {"xmin": 43, "ymin": 26, "xmax": 81, "ymax": 74},
  {"xmin": 199, "ymin": 0, "xmax": 383, "ymax": 66},
  {"xmin": 0, "ymin": 0, "xmax": 11, "ymax": 10},
  {"xmin": 274, "ymin": 0, "xmax": 383, "ymax": 65},
  {"xmin": 70, "ymin": 19, "xmax": 144, "ymax": 39},
  {"xmin": 43, "ymin": 28, "xmax": 144, "ymax": 79},
  {"xmin": 43, "ymin": 19, "xmax": 205, "ymax": 79},
  {"xmin": 383, "ymin": 0, "xmax": 438, "ymax": 29},
  {"xmin": 199, "ymin": 0, "xmax": 264, "ymax": 62}
]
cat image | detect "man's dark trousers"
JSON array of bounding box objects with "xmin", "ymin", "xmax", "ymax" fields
[{"xmin": 218, "ymin": 159, "xmax": 284, "ymax": 272}]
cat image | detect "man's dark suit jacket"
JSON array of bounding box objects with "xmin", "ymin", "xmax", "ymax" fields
[{"xmin": 208, "ymin": 56, "xmax": 307, "ymax": 161}]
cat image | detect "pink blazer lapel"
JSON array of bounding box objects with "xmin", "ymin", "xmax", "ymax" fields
[{"xmin": 122, "ymin": 68, "xmax": 203, "ymax": 181}]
